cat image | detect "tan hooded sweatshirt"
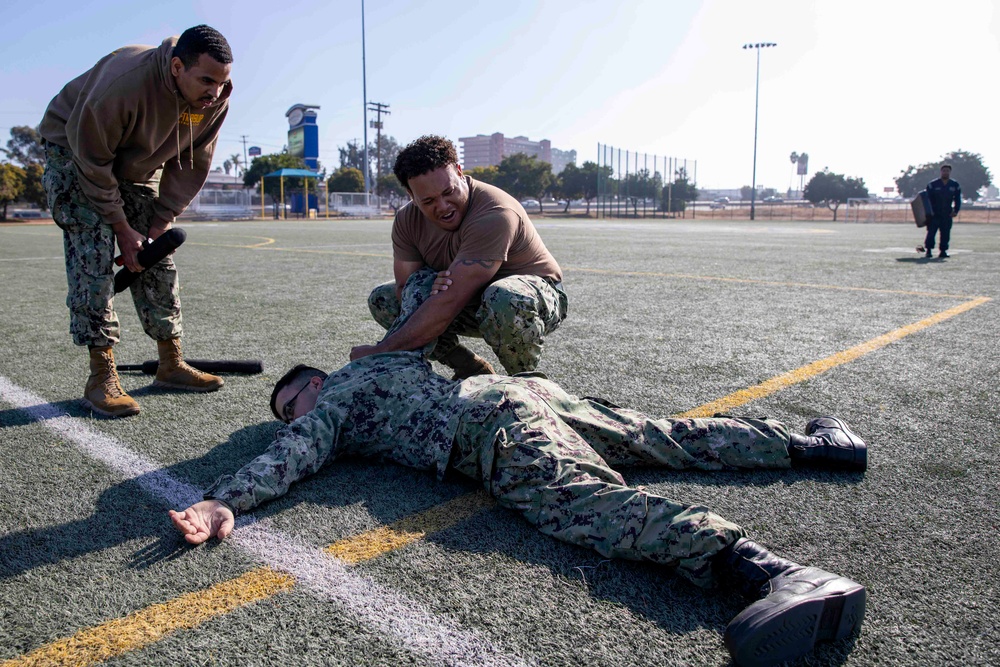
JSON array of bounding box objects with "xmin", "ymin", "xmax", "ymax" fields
[{"xmin": 39, "ymin": 37, "xmax": 232, "ymax": 227}]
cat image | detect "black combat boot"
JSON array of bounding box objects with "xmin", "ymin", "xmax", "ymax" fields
[
  {"xmin": 715, "ymin": 538, "xmax": 866, "ymax": 667},
  {"xmin": 788, "ymin": 416, "xmax": 867, "ymax": 471}
]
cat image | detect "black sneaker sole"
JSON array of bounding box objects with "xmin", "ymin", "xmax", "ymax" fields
[{"xmin": 724, "ymin": 577, "xmax": 866, "ymax": 666}]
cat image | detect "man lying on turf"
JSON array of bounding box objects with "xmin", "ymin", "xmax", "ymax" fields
[{"xmin": 170, "ymin": 350, "xmax": 868, "ymax": 666}]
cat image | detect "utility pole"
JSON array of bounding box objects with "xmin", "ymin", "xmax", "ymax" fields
[
  {"xmin": 241, "ymin": 135, "xmax": 249, "ymax": 179},
  {"xmin": 367, "ymin": 101, "xmax": 391, "ymax": 197}
]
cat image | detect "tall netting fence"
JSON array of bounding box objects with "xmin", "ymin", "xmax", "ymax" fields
[{"xmin": 596, "ymin": 143, "xmax": 697, "ymax": 218}]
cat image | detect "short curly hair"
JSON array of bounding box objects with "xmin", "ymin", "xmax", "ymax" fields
[
  {"xmin": 174, "ymin": 25, "xmax": 233, "ymax": 68},
  {"xmin": 393, "ymin": 135, "xmax": 459, "ymax": 191}
]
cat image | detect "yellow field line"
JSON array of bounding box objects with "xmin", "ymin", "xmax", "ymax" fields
[
  {"xmin": 676, "ymin": 296, "xmax": 992, "ymax": 418},
  {"xmin": 5, "ymin": 493, "xmax": 496, "ymax": 666},
  {"xmin": 1, "ymin": 568, "xmax": 293, "ymax": 667},
  {"xmin": 326, "ymin": 491, "xmax": 496, "ymax": 563}
]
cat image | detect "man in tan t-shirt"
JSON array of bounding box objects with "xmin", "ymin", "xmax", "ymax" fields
[{"xmin": 354, "ymin": 135, "xmax": 568, "ymax": 378}]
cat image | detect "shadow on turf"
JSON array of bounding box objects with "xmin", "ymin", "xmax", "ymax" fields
[
  {"xmin": 895, "ymin": 256, "xmax": 943, "ymax": 263},
  {"xmin": 0, "ymin": 420, "xmax": 277, "ymax": 580},
  {"xmin": 0, "ymin": 401, "xmax": 82, "ymax": 428}
]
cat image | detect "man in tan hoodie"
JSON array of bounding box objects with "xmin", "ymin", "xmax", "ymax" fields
[{"xmin": 40, "ymin": 25, "xmax": 234, "ymax": 418}]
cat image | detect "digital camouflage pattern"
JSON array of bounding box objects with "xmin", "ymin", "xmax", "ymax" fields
[
  {"xmin": 205, "ymin": 351, "xmax": 503, "ymax": 510},
  {"xmin": 43, "ymin": 143, "xmax": 182, "ymax": 347},
  {"xmin": 450, "ymin": 378, "xmax": 791, "ymax": 588},
  {"xmin": 368, "ymin": 266, "xmax": 568, "ymax": 374},
  {"xmin": 206, "ymin": 351, "xmax": 792, "ymax": 588}
]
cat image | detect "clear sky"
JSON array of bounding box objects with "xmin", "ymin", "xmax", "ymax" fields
[{"xmin": 2, "ymin": 0, "xmax": 998, "ymax": 194}]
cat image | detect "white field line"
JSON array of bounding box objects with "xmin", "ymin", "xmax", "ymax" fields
[{"xmin": 0, "ymin": 376, "xmax": 534, "ymax": 667}]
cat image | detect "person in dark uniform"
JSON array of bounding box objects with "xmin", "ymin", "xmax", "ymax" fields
[{"xmin": 923, "ymin": 164, "xmax": 961, "ymax": 259}]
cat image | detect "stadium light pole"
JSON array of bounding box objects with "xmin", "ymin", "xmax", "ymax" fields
[
  {"xmin": 743, "ymin": 42, "xmax": 776, "ymax": 221},
  {"xmin": 361, "ymin": 0, "xmax": 370, "ymax": 202}
]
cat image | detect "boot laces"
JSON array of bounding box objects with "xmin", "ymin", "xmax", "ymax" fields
[{"xmin": 98, "ymin": 355, "xmax": 126, "ymax": 397}]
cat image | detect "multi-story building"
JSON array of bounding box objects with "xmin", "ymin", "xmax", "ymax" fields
[{"xmin": 459, "ymin": 132, "xmax": 577, "ymax": 174}]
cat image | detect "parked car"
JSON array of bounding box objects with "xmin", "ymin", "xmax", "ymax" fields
[
  {"xmin": 520, "ymin": 199, "xmax": 540, "ymax": 209},
  {"xmin": 763, "ymin": 196, "xmax": 783, "ymax": 203}
]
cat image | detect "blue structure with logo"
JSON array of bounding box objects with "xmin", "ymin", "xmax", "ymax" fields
[{"xmin": 286, "ymin": 104, "xmax": 321, "ymax": 171}]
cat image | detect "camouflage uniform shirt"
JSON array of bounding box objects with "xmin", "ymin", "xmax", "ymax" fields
[{"xmin": 206, "ymin": 352, "xmax": 502, "ymax": 512}]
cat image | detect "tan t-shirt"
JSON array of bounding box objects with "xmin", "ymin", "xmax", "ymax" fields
[{"xmin": 391, "ymin": 177, "xmax": 562, "ymax": 282}]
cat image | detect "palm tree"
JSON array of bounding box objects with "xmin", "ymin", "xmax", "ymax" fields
[{"xmin": 230, "ymin": 153, "xmax": 242, "ymax": 182}]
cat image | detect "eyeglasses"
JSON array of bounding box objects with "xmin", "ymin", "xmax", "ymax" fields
[{"xmin": 281, "ymin": 379, "xmax": 312, "ymax": 423}]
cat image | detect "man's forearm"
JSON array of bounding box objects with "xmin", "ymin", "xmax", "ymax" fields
[{"xmin": 375, "ymin": 298, "xmax": 458, "ymax": 353}]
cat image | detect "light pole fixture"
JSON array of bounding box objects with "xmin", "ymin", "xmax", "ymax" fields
[
  {"xmin": 742, "ymin": 41, "xmax": 776, "ymax": 221},
  {"xmin": 361, "ymin": 0, "xmax": 370, "ymax": 200}
]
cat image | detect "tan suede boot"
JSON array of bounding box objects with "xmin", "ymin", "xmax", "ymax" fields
[
  {"xmin": 82, "ymin": 346, "xmax": 141, "ymax": 418},
  {"xmin": 439, "ymin": 345, "xmax": 497, "ymax": 381},
  {"xmin": 153, "ymin": 338, "xmax": 224, "ymax": 392}
]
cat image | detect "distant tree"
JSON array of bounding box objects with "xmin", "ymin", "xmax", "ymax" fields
[
  {"xmin": 555, "ymin": 162, "xmax": 584, "ymax": 213},
  {"xmin": 339, "ymin": 140, "xmax": 364, "ymax": 170},
  {"xmin": 4, "ymin": 126, "xmax": 45, "ymax": 167},
  {"xmin": 328, "ymin": 167, "xmax": 365, "ymax": 193},
  {"xmin": 466, "ymin": 165, "xmax": 499, "ymax": 186},
  {"xmin": 895, "ymin": 150, "xmax": 992, "ymax": 201},
  {"xmin": 0, "ymin": 163, "xmax": 26, "ymax": 220},
  {"xmin": 661, "ymin": 167, "xmax": 699, "ymax": 214},
  {"xmin": 495, "ymin": 153, "xmax": 553, "ymax": 211},
  {"xmin": 789, "ymin": 152, "xmax": 799, "ymax": 193},
  {"xmin": 562, "ymin": 161, "xmax": 610, "ymax": 215},
  {"xmin": 369, "ymin": 135, "xmax": 401, "ymax": 180},
  {"xmin": 803, "ymin": 170, "xmax": 869, "ymax": 221},
  {"xmin": 740, "ymin": 185, "xmax": 777, "ymax": 202},
  {"xmin": 243, "ymin": 153, "xmax": 308, "ymax": 214},
  {"xmin": 229, "ymin": 153, "xmax": 243, "ymax": 180},
  {"xmin": 622, "ymin": 168, "xmax": 663, "ymax": 215},
  {"xmin": 21, "ymin": 163, "xmax": 47, "ymax": 211},
  {"xmin": 376, "ymin": 172, "xmax": 407, "ymax": 212},
  {"xmin": 223, "ymin": 159, "xmax": 232, "ymax": 176}
]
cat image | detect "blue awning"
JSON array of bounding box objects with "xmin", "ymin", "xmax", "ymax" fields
[{"xmin": 264, "ymin": 168, "xmax": 320, "ymax": 178}]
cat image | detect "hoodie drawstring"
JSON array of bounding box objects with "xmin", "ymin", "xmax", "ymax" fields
[{"xmin": 174, "ymin": 94, "xmax": 194, "ymax": 171}]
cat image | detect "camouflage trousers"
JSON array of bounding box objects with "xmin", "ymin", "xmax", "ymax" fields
[
  {"xmin": 42, "ymin": 143, "xmax": 182, "ymax": 347},
  {"xmin": 368, "ymin": 267, "xmax": 568, "ymax": 374},
  {"xmin": 450, "ymin": 377, "xmax": 792, "ymax": 588}
]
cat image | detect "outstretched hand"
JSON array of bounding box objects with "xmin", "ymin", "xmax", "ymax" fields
[{"xmin": 169, "ymin": 500, "xmax": 235, "ymax": 544}]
